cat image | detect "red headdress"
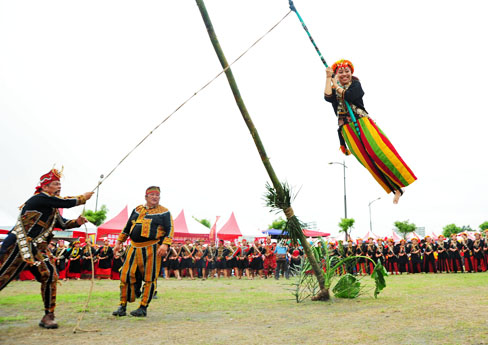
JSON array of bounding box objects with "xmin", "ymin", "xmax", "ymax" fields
[
  {"xmin": 35, "ymin": 168, "xmax": 62, "ymax": 194},
  {"xmin": 145, "ymin": 186, "xmax": 160, "ymax": 196},
  {"xmin": 331, "ymin": 59, "xmax": 354, "ymax": 74}
]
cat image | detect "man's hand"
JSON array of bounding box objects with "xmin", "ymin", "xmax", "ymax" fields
[
  {"xmin": 76, "ymin": 215, "xmax": 89, "ymax": 226},
  {"xmin": 83, "ymin": 192, "xmax": 95, "ymax": 200},
  {"xmin": 157, "ymin": 244, "xmax": 169, "ymax": 258}
]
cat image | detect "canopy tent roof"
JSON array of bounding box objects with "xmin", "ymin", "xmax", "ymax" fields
[
  {"xmin": 173, "ymin": 210, "xmax": 209, "ymax": 241},
  {"xmin": 405, "ymin": 231, "xmax": 422, "ymax": 241},
  {"xmin": 390, "ymin": 230, "xmax": 403, "ymax": 242},
  {"xmin": 303, "ymin": 229, "xmax": 330, "ymax": 237},
  {"xmin": 217, "ymin": 212, "xmax": 242, "ymax": 240},
  {"xmin": 424, "ymin": 231, "xmax": 439, "ymax": 241},
  {"xmin": 361, "ymin": 230, "xmax": 380, "ymax": 240},
  {"xmin": 96, "ymin": 206, "xmax": 128, "ymax": 242}
]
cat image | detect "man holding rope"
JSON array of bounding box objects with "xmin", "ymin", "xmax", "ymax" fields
[
  {"xmin": 0, "ymin": 168, "xmax": 93, "ymax": 329},
  {"xmin": 112, "ymin": 186, "xmax": 174, "ymax": 317}
]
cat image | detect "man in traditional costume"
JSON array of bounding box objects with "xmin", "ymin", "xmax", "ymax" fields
[
  {"xmin": 193, "ymin": 240, "xmax": 205, "ymax": 279},
  {"xmin": 204, "ymin": 241, "xmax": 217, "ymax": 279},
  {"xmin": 235, "ymin": 239, "xmax": 250, "ymax": 279},
  {"xmin": 0, "ymin": 168, "xmax": 93, "ymax": 328},
  {"xmin": 179, "ymin": 238, "xmax": 195, "ymax": 279},
  {"xmin": 215, "ymin": 239, "xmax": 229, "ymax": 278},
  {"xmin": 112, "ymin": 186, "xmax": 173, "ymax": 317}
]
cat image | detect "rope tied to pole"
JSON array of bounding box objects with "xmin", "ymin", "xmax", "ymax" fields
[{"xmin": 90, "ymin": 10, "xmax": 292, "ymax": 194}]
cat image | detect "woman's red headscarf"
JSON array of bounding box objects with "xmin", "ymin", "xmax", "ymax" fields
[{"xmin": 331, "ymin": 59, "xmax": 354, "ymax": 74}]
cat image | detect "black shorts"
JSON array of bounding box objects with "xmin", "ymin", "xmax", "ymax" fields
[
  {"xmin": 194, "ymin": 258, "xmax": 205, "ymax": 269},
  {"xmin": 227, "ymin": 258, "xmax": 237, "ymax": 268},
  {"xmin": 216, "ymin": 259, "xmax": 226, "ymax": 269},
  {"xmin": 237, "ymin": 258, "xmax": 249, "ymax": 269},
  {"xmin": 250, "ymin": 257, "xmax": 263, "ymax": 270},
  {"xmin": 180, "ymin": 258, "xmax": 193, "ymax": 269},
  {"xmin": 162, "ymin": 259, "xmax": 170, "ymax": 268},
  {"xmin": 168, "ymin": 258, "xmax": 180, "ymax": 270},
  {"xmin": 207, "ymin": 260, "xmax": 216, "ymax": 270}
]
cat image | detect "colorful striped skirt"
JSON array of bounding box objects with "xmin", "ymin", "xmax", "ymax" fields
[{"xmin": 341, "ymin": 117, "xmax": 417, "ymax": 193}]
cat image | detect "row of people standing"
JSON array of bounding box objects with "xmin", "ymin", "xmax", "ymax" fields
[
  {"xmin": 330, "ymin": 232, "xmax": 487, "ymax": 275},
  {"xmin": 51, "ymin": 238, "xmax": 124, "ymax": 280},
  {"xmin": 162, "ymin": 238, "xmax": 302, "ymax": 280}
]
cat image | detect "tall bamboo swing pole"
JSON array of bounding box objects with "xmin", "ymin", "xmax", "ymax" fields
[{"xmin": 195, "ymin": 0, "xmax": 329, "ymax": 299}]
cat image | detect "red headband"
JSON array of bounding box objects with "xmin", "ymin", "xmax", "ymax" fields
[
  {"xmin": 35, "ymin": 169, "xmax": 62, "ymax": 194},
  {"xmin": 145, "ymin": 186, "xmax": 160, "ymax": 196},
  {"xmin": 331, "ymin": 59, "xmax": 354, "ymax": 74}
]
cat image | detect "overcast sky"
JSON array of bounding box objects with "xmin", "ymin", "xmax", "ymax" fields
[{"xmin": 1, "ymin": 0, "xmax": 487, "ymax": 238}]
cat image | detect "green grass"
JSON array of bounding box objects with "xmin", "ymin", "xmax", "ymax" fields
[{"xmin": 0, "ymin": 273, "xmax": 487, "ymax": 345}]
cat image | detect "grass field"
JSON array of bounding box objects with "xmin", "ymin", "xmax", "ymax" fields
[{"xmin": 0, "ymin": 273, "xmax": 487, "ymax": 345}]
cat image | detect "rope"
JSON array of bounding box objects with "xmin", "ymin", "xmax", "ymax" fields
[
  {"xmin": 71, "ymin": 10, "xmax": 292, "ymax": 332},
  {"xmin": 91, "ymin": 10, "xmax": 292, "ymax": 193},
  {"xmin": 288, "ymin": 0, "xmax": 402, "ymax": 194},
  {"xmin": 288, "ymin": 1, "xmax": 359, "ymax": 128},
  {"xmin": 72, "ymin": 217, "xmax": 100, "ymax": 333}
]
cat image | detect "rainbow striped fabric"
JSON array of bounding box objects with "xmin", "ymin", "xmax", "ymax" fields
[{"xmin": 341, "ymin": 117, "xmax": 417, "ymax": 193}]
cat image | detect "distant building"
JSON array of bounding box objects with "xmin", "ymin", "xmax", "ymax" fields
[{"xmin": 416, "ymin": 227, "xmax": 425, "ymax": 237}]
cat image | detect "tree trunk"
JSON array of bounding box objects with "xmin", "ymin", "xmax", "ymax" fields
[{"xmin": 195, "ymin": 0, "xmax": 328, "ymax": 300}]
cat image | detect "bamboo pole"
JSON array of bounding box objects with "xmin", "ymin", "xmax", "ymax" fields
[{"xmin": 195, "ymin": 0, "xmax": 328, "ymax": 300}]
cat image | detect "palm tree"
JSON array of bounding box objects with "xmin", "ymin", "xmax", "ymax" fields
[{"xmin": 195, "ymin": 0, "xmax": 329, "ymax": 300}]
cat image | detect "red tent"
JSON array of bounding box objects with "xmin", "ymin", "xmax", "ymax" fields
[
  {"xmin": 96, "ymin": 206, "xmax": 128, "ymax": 243},
  {"xmin": 217, "ymin": 212, "xmax": 242, "ymax": 241},
  {"xmin": 173, "ymin": 210, "xmax": 209, "ymax": 242},
  {"xmin": 302, "ymin": 229, "xmax": 331, "ymax": 237}
]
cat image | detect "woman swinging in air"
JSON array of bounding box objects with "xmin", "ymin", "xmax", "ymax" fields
[{"xmin": 324, "ymin": 59, "xmax": 417, "ymax": 203}]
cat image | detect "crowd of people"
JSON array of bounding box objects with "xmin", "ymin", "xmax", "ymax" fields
[
  {"xmin": 42, "ymin": 237, "xmax": 303, "ymax": 281},
  {"xmin": 43, "ymin": 230, "xmax": 488, "ymax": 283},
  {"xmin": 330, "ymin": 232, "xmax": 488, "ymax": 275}
]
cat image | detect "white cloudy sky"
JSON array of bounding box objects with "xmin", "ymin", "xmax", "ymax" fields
[{"xmin": 1, "ymin": 0, "xmax": 487, "ymax": 238}]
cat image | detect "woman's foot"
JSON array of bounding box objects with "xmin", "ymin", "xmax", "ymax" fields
[{"xmin": 393, "ymin": 188, "xmax": 404, "ymax": 204}]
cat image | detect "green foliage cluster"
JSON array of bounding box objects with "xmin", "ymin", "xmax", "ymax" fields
[
  {"xmin": 290, "ymin": 237, "xmax": 387, "ymax": 302},
  {"xmin": 269, "ymin": 217, "xmax": 287, "ymax": 231},
  {"xmin": 480, "ymin": 221, "xmax": 488, "ymax": 231},
  {"xmin": 82, "ymin": 205, "xmax": 108, "ymax": 226},
  {"xmin": 193, "ymin": 216, "xmax": 211, "ymax": 228},
  {"xmin": 442, "ymin": 224, "xmax": 461, "ymax": 238},
  {"xmin": 338, "ymin": 218, "xmax": 355, "ymax": 239},
  {"xmin": 394, "ymin": 220, "xmax": 416, "ymax": 239}
]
